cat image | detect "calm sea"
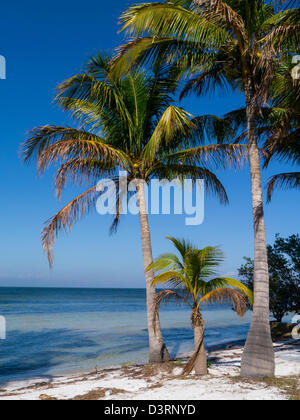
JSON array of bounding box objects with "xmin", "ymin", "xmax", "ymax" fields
[{"xmin": 0, "ymin": 287, "xmax": 252, "ymax": 384}]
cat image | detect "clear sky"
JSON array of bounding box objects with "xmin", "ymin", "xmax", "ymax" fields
[{"xmin": 0, "ymin": 0, "xmax": 298, "ymax": 288}]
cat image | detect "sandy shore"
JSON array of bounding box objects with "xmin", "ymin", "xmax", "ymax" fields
[{"xmin": 0, "ymin": 340, "xmax": 299, "ymax": 400}]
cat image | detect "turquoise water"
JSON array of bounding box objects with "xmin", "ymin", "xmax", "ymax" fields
[{"xmin": 0, "ymin": 287, "xmax": 252, "ymax": 384}]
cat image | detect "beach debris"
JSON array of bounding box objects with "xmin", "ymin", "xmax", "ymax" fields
[
  {"xmin": 39, "ymin": 394, "xmax": 57, "ymax": 400},
  {"xmin": 105, "ymin": 389, "xmax": 113, "ymax": 397},
  {"xmin": 72, "ymin": 387, "xmax": 124, "ymax": 400},
  {"xmin": 172, "ymin": 367, "xmax": 183, "ymax": 376}
]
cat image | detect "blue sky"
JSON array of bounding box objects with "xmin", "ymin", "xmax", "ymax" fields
[{"xmin": 0, "ymin": 0, "xmax": 298, "ymax": 288}]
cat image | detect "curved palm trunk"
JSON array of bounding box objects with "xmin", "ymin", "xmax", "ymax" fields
[
  {"xmin": 193, "ymin": 324, "xmax": 207, "ymax": 375},
  {"xmin": 241, "ymin": 79, "xmax": 275, "ymax": 378},
  {"xmin": 137, "ymin": 180, "xmax": 171, "ymax": 363}
]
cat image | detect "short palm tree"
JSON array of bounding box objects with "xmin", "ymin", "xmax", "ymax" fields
[
  {"xmin": 112, "ymin": 0, "xmax": 299, "ymax": 378},
  {"xmin": 148, "ymin": 237, "xmax": 253, "ymax": 375},
  {"xmin": 21, "ymin": 54, "xmax": 244, "ymax": 363}
]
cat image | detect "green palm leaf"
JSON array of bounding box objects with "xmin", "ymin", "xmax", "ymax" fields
[
  {"xmin": 142, "ymin": 106, "xmax": 195, "ymax": 161},
  {"xmin": 149, "ymin": 236, "xmax": 252, "ymax": 309},
  {"xmin": 22, "ymin": 53, "xmax": 237, "ymax": 266},
  {"xmin": 120, "ymin": 2, "xmax": 230, "ymax": 46}
]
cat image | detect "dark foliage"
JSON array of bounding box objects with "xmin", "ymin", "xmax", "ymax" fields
[{"xmin": 238, "ymin": 234, "xmax": 300, "ymax": 322}]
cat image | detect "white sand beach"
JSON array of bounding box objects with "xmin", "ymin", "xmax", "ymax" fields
[{"xmin": 0, "ymin": 340, "xmax": 299, "ymax": 401}]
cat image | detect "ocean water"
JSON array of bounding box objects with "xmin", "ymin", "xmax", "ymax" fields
[{"xmin": 0, "ymin": 287, "xmax": 252, "ymax": 384}]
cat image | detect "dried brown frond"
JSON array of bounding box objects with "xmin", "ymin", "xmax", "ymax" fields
[
  {"xmin": 261, "ymin": 24, "xmax": 300, "ymax": 52},
  {"xmin": 256, "ymin": 24, "xmax": 300, "ymax": 103},
  {"xmin": 200, "ymin": 287, "xmax": 248, "ymax": 317},
  {"xmin": 152, "ymin": 290, "xmax": 187, "ymax": 334},
  {"xmin": 266, "ymin": 172, "xmax": 300, "ymax": 202},
  {"xmin": 183, "ymin": 332, "xmax": 204, "ymax": 375},
  {"xmin": 54, "ymin": 158, "xmax": 116, "ymax": 200},
  {"xmin": 42, "ymin": 186, "xmax": 98, "ymax": 268},
  {"xmin": 22, "ymin": 126, "xmax": 127, "ymax": 173},
  {"xmin": 38, "ymin": 141, "xmax": 123, "ymax": 176},
  {"xmin": 195, "ymin": 0, "xmax": 247, "ymax": 43},
  {"xmin": 168, "ymin": 143, "xmax": 248, "ymax": 170}
]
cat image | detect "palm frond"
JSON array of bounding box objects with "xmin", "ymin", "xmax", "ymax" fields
[
  {"xmin": 111, "ymin": 36, "xmax": 218, "ymax": 79},
  {"xmin": 260, "ymin": 23, "xmax": 300, "ymax": 53},
  {"xmin": 54, "ymin": 158, "xmax": 116, "ymax": 199},
  {"xmin": 190, "ymin": 114, "xmax": 236, "ymax": 145},
  {"xmin": 56, "ymin": 67, "xmax": 136, "ymax": 135},
  {"xmin": 151, "ymin": 270, "xmax": 187, "ymax": 289},
  {"xmin": 119, "ymin": 2, "xmax": 231, "ymax": 46},
  {"xmin": 22, "ymin": 126, "xmax": 127, "ymax": 173},
  {"xmin": 198, "ymin": 0, "xmax": 247, "ymax": 43},
  {"xmin": 42, "ymin": 186, "xmax": 98, "ymax": 268},
  {"xmin": 267, "ymin": 172, "xmax": 300, "ymax": 202},
  {"xmin": 147, "ymin": 253, "xmax": 184, "ymax": 272},
  {"xmin": 199, "ymin": 287, "xmax": 248, "ymax": 317},
  {"xmin": 180, "ymin": 61, "xmax": 237, "ymax": 99},
  {"xmin": 183, "ymin": 317, "xmax": 204, "ymax": 375},
  {"xmin": 166, "ymin": 144, "xmax": 248, "ymax": 171},
  {"xmin": 166, "ymin": 236, "xmax": 194, "ymax": 259},
  {"xmin": 263, "ymin": 129, "xmax": 300, "ymax": 167},
  {"xmin": 148, "ymin": 164, "xmax": 229, "ymax": 205},
  {"xmin": 194, "ymin": 246, "xmax": 224, "ymax": 281},
  {"xmin": 152, "ymin": 289, "xmax": 192, "ymax": 333},
  {"xmin": 142, "ymin": 106, "xmax": 195, "ymax": 161},
  {"xmin": 208, "ymin": 277, "xmax": 253, "ymax": 305},
  {"xmin": 56, "ymin": 75, "xmax": 113, "ymax": 112}
]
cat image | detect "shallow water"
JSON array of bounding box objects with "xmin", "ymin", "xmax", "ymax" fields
[{"xmin": 0, "ymin": 287, "xmax": 252, "ymax": 384}]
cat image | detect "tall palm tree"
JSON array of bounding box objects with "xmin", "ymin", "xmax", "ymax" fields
[
  {"xmin": 111, "ymin": 0, "xmax": 299, "ymax": 378},
  {"xmin": 149, "ymin": 237, "xmax": 253, "ymax": 375},
  {"xmin": 21, "ymin": 54, "xmax": 244, "ymax": 363}
]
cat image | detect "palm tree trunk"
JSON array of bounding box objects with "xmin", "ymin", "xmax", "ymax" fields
[
  {"xmin": 193, "ymin": 325, "xmax": 207, "ymax": 375},
  {"xmin": 241, "ymin": 78, "xmax": 275, "ymax": 378},
  {"xmin": 136, "ymin": 180, "xmax": 171, "ymax": 363}
]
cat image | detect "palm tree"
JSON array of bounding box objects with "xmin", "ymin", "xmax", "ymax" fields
[
  {"xmin": 148, "ymin": 237, "xmax": 253, "ymax": 375},
  {"xmin": 111, "ymin": 0, "xmax": 299, "ymax": 378},
  {"xmin": 21, "ymin": 54, "xmax": 244, "ymax": 363}
]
